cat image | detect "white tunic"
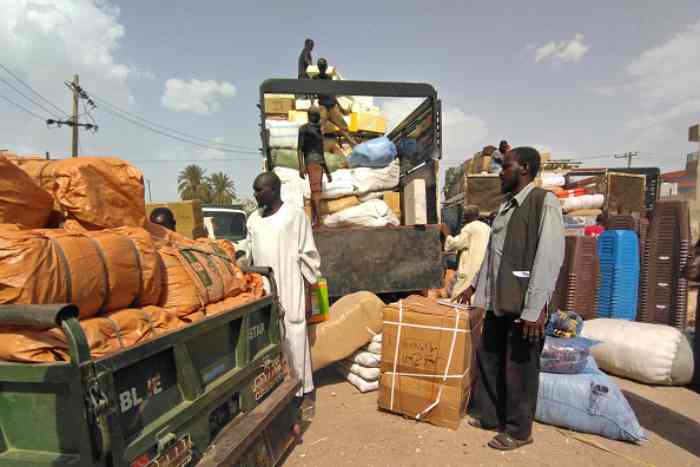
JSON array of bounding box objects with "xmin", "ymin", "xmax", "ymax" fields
[{"xmin": 246, "ymin": 202, "xmax": 321, "ymax": 396}]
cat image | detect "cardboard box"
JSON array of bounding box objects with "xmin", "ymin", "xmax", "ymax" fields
[
  {"xmin": 403, "ymin": 179, "xmax": 427, "ymax": 225},
  {"xmin": 288, "ymin": 110, "xmax": 308, "ymax": 124},
  {"xmin": 296, "ymin": 99, "xmax": 313, "ymax": 111},
  {"xmin": 306, "ymin": 65, "xmax": 336, "ymax": 78},
  {"xmin": 147, "ymin": 200, "xmax": 205, "ymax": 239},
  {"xmin": 378, "ymin": 296, "xmax": 481, "ymax": 429},
  {"xmin": 383, "ymin": 191, "xmax": 401, "ymax": 220},
  {"xmin": 337, "ymin": 96, "xmax": 354, "ymax": 113},
  {"xmin": 264, "ymin": 94, "xmax": 295, "ymax": 115},
  {"xmin": 349, "ymin": 112, "xmax": 386, "ymax": 134}
]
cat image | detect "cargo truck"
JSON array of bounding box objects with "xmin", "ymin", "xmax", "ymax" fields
[
  {"xmin": 259, "ymin": 79, "xmax": 444, "ymax": 298},
  {"xmin": 0, "ymin": 267, "xmax": 300, "ymax": 467}
]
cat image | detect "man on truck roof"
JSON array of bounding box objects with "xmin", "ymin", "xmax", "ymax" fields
[
  {"xmin": 314, "ymin": 58, "xmax": 358, "ymax": 146},
  {"xmin": 247, "ymin": 171, "xmax": 322, "ymax": 427}
]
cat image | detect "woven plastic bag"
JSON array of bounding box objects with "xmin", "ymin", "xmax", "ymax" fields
[{"xmin": 0, "ymin": 156, "xmax": 53, "ymax": 228}]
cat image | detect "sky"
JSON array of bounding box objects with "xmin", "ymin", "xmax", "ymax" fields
[{"xmin": 2, "ymin": 0, "xmax": 700, "ymax": 201}]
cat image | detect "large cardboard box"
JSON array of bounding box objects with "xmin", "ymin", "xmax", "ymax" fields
[
  {"xmin": 378, "ymin": 296, "xmax": 481, "ymax": 429},
  {"xmin": 288, "ymin": 110, "xmax": 308, "ymax": 124},
  {"xmin": 403, "ymin": 179, "xmax": 427, "ymax": 225},
  {"xmin": 383, "ymin": 191, "xmax": 401, "ymax": 220},
  {"xmin": 146, "ymin": 200, "xmax": 205, "ymax": 239},
  {"xmin": 264, "ymin": 94, "xmax": 295, "ymax": 115},
  {"xmin": 349, "ymin": 112, "xmax": 386, "ymax": 134}
]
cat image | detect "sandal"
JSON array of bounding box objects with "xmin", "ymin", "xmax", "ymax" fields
[
  {"xmin": 487, "ymin": 433, "xmax": 533, "ymax": 451},
  {"xmin": 467, "ymin": 417, "xmax": 501, "ymax": 432}
]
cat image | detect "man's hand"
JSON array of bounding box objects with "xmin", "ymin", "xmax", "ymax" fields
[
  {"xmin": 521, "ymin": 307, "xmax": 546, "ymax": 342},
  {"xmin": 299, "ymin": 169, "xmax": 305, "ymax": 180},
  {"xmin": 439, "ymin": 223, "xmax": 451, "ymax": 238},
  {"xmin": 326, "ymin": 172, "xmax": 333, "ymax": 183},
  {"xmin": 459, "ymin": 286, "xmax": 475, "ymax": 305}
]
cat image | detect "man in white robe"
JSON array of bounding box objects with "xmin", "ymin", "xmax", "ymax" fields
[{"xmin": 246, "ymin": 172, "xmax": 321, "ymax": 422}]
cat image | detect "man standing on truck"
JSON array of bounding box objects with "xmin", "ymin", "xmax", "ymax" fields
[
  {"xmin": 298, "ymin": 107, "xmax": 332, "ymax": 228},
  {"xmin": 461, "ymin": 147, "xmax": 564, "ymax": 451},
  {"xmin": 247, "ymin": 172, "xmax": 322, "ymax": 425},
  {"xmin": 441, "ymin": 205, "xmax": 490, "ymax": 302},
  {"xmin": 298, "ymin": 38, "xmax": 314, "ymax": 79},
  {"xmin": 313, "ymin": 58, "xmax": 358, "ymax": 146}
]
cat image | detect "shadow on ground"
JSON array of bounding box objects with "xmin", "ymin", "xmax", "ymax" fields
[{"xmin": 623, "ymin": 390, "xmax": 700, "ymax": 459}]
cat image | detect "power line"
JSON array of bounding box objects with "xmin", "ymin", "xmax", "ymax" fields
[
  {"xmin": 0, "ymin": 75, "xmax": 64, "ymax": 119},
  {"xmin": 91, "ymin": 94, "xmax": 259, "ymax": 152},
  {"xmin": 97, "ymin": 103, "xmax": 261, "ymax": 157},
  {"xmin": 0, "ymin": 93, "xmax": 48, "ymax": 121},
  {"xmin": 0, "ymin": 62, "xmax": 68, "ymax": 117}
]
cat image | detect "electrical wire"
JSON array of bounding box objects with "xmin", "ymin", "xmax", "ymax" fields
[
  {"xmin": 91, "ymin": 94, "xmax": 259, "ymax": 151},
  {"xmin": 97, "ymin": 103, "xmax": 261, "ymax": 157},
  {"xmin": 0, "ymin": 93, "xmax": 48, "ymax": 122},
  {"xmin": 0, "ymin": 63, "xmax": 68, "ymax": 117}
]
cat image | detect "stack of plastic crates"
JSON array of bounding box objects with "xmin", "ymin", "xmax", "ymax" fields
[
  {"xmin": 638, "ymin": 200, "xmax": 690, "ymax": 330},
  {"xmin": 596, "ymin": 230, "xmax": 640, "ymax": 320},
  {"xmin": 553, "ymin": 236, "xmax": 599, "ymax": 320}
]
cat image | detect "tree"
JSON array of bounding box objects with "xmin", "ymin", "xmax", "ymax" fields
[
  {"xmin": 177, "ymin": 164, "xmax": 211, "ymax": 202},
  {"xmin": 207, "ymin": 172, "xmax": 237, "ymax": 205}
]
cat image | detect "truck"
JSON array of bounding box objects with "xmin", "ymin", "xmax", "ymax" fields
[
  {"xmin": 259, "ymin": 79, "xmax": 444, "ymax": 298},
  {"xmin": 202, "ymin": 205, "xmax": 250, "ymax": 259},
  {"xmin": 0, "ymin": 267, "xmax": 300, "ymax": 467}
]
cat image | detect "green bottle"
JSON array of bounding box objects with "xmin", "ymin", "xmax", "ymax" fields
[{"xmin": 310, "ymin": 277, "xmax": 330, "ymax": 323}]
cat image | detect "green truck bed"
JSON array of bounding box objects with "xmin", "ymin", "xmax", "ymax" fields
[{"xmin": 0, "ymin": 268, "xmax": 298, "ymax": 467}]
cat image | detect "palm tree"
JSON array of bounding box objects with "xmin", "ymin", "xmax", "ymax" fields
[
  {"xmin": 177, "ymin": 164, "xmax": 211, "ymax": 202},
  {"xmin": 207, "ymin": 172, "xmax": 237, "ymax": 205}
]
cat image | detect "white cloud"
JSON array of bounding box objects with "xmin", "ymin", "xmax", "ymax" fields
[
  {"xmin": 534, "ymin": 33, "xmax": 589, "ymax": 63},
  {"xmin": 161, "ymin": 78, "xmax": 236, "ymax": 115}
]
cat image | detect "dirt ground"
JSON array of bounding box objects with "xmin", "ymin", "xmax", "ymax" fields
[{"xmin": 283, "ymin": 369, "xmax": 700, "ymax": 467}]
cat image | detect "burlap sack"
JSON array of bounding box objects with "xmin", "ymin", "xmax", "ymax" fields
[
  {"xmin": 0, "ymin": 306, "xmax": 179, "ymax": 363},
  {"xmin": 0, "ymin": 156, "xmax": 53, "ymax": 228},
  {"xmin": 10, "ymin": 156, "xmax": 146, "ymax": 230},
  {"xmin": 0, "ymin": 227, "xmax": 161, "ymax": 318}
]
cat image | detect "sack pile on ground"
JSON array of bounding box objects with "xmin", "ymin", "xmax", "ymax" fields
[
  {"xmin": 335, "ymin": 333, "xmax": 382, "ymax": 393},
  {"xmin": 0, "ymin": 154, "xmax": 266, "ymax": 362}
]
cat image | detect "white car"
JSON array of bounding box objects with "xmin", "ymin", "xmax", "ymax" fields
[{"xmin": 202, "ymin": 206, "xmax": 249, "ymax": 261}]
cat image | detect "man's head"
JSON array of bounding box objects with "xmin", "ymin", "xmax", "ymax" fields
[
  {"xmin": 308, "ymin": 106, "xmax": 321, "ymax": 125},
  {"xmin": 499, "ymin": 146, "xmax": 541, "ymax": 194},
  {"xmin": 317, "ymin": 58, "xmax": 328, "ymax": 75},
  {"xmin": 305, "ymin": 38, "xmax": 314, "ymax": 50},
  {"xmin": 499, "ymin": 140, "xmax": 509, "ymax": 153},
  {"xmin": 463, "ymin": 205, "xmax": 479, "ymax": 224},
  {"xmin": 150, "ymin": 207, "xmax": 176, "ymax": 231},
  {"xmin": 253, "ymin": 172, "xmax": 282, "ymax": 209}
]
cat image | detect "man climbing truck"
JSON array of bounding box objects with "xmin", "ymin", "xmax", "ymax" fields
[
  {"xmin": 260, "ymin": 79, "xmax": 445, "ymax": 298},
  {"xmin": 0, "ymin": 268, "xmax": 300, "ymax": 467}
]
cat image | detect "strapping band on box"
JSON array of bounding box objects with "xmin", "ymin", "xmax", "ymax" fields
[{"xmin": 386, "ymin": 300, "xmax": 471, "ymax": 418}]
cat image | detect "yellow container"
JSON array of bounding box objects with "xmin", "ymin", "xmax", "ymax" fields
[{"xmin": 349, "ymin": 112, "xmax": 386, "ymax": 134}]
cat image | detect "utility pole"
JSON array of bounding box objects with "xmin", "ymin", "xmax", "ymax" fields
[
  {"xmin": 614, "ymin": 151, "xmax": 638, "ymax": 168},
  {"xmin": 71, "ymin": 75, "xmax": 79, "ymax": 157},
  {"xmin": 146, "ymin": 179, "xmax": 153, "ymax": 202},
  {"xmin": 46, "ymin": 75, "xmax": 98, "ymax": 156}
]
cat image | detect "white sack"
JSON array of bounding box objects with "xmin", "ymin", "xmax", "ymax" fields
[
  {"xmin": 323, "ymin": 199, "xmax": 399, "ymax": 228},
  {"xmin": 348, "ymin": 349, "xmax": 381, "ymax": 368},
  {"xmin": 371, "ymin": 333, "xmax": 382, "ymax": 344},
  {"xmin": 336, "ymin": 364, "xmax": 379, "ymax": 393},
  {"xmin": 340, "ymin": 360, "xmax": 381, "ymax": 381},
  {"xmin": 358, "ymin": 192, "xmax": 384, "ymax": 202},
  {"xmin": 561, "ymin": 194, "xmax": 605, "ymax": 213},
  {"xmin": 581, "ymin": 319, "xmax": 695, "ymax": 385},
  {"xmin": 540, "ymin": 172, "xmax": 566, "ymax": 187},
  {"xmin": 352, "ymin": 160, "xmax": 400, "ymax": 194},
  {"xmin": 266, "ymin": 120, "xmax": 300, "ymax": 149},
  {"xmin": 367, "ymin": 340, "xmax": 382, "ymax": 356}
]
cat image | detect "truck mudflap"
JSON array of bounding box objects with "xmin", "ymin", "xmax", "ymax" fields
[{"xmin": 196, "ymin": 374, "xmax": 301, "ymax": 467}]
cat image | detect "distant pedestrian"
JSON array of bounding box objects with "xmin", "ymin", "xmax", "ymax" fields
[
  {"xmin": 461, "ymin": 147, "xmax": 565, "ymax": 450},
  {"xmin": 298, "ymin": 39, "xmax": 314, "ymax": 79}
]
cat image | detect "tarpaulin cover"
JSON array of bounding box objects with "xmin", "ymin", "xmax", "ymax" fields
[
  {"xmin": 0, "ymin": 227, "xmax": 162, "ymax": 318},
  {"xmin": 10, "ymin": 156, "xmax": 146, "ymax": 230},
  {"xmin": 0, "ymin": 156, "xmax": 53, "ymax": 228}
]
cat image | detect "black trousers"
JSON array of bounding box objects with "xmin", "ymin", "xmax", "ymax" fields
[{"xmin": 473, "ymin": 310, "xmax": 544, "ymax": 440}]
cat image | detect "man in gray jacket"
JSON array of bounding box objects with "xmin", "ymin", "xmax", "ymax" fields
[{"xmin": 462, "ymin": 146, "xmax": 564, "ymax": 450}]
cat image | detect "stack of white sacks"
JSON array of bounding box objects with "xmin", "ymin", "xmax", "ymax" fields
[{"xmin": 335, "ymin": 333, "xmax": 382, "ymax": 392}]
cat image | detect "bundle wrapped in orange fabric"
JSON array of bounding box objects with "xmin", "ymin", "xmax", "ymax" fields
[
  {"xmin": 0, "ymin": 156, "xmax": 54, "ymax": 228},
  {"xmin": 0, "ymin": 227, "xmax": 162, "ymax": 318},
  {"xmin": 9, "ymin": 156, "xmax": 146, "ymax": 230},
  {"xmin": 158, "ymin": 237, "xmax": 249, "ymax": 316},
  {"xmin": 0, "ymin": 306, "xmax": 178, "ymax": 363}
]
